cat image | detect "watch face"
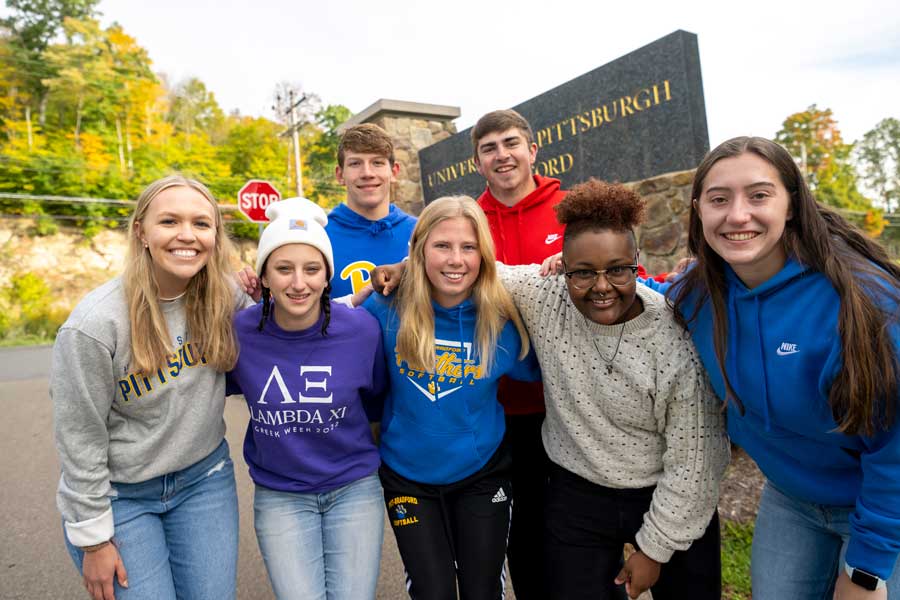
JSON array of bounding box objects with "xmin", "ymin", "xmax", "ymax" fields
[{"xmin": 850, "ymin": 568, "xmax": 879, "ymax": 591}]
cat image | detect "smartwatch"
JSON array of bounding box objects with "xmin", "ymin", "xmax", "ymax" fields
[{"xmin": 844, "ymin": 563, "xmax": 887, "ymax": 591}]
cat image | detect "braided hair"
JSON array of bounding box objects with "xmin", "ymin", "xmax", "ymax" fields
[
  {"xmin": 257, "ymin": 286, "xmax": 272, "ymax": 332},
  {"xmin": 319, "ymin": 282, "xmax": 332, "ymax": 336}
]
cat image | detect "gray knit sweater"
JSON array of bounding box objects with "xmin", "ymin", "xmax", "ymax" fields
[
  {"xmin": 498, "ymin": 264, "xmax": 730, "ymax": 563},
  {"xmin": 51, "ymin": 277, "xmax": 251, "ymax": 547}
]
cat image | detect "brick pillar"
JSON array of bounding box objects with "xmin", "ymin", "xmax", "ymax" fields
[{"xmin": 339, "ymin": 99, "xmax": 460, "ymax": 216}]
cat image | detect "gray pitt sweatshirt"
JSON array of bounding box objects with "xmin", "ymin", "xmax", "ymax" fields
[
  {"xmin": 498, "ymin": 264, "xmax": 730, "ymax": 563},
  {"xmin": 51, "ymin": 277, "xmax": 242, "ymax": 547}
]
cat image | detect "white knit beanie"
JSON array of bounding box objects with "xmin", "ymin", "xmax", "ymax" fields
[{"xmin": 255, "ymin": 197, "xmax": 335, "ymax": 280}]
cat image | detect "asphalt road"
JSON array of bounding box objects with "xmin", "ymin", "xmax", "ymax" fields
[{"xmin": 0, "ymin": 345, "xmax": 412, "ymax": 600}]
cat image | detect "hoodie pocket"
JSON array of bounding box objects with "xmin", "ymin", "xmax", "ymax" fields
[{"xmin": 381, "ymin": 411, "xmax": 482, "ymax": 484}]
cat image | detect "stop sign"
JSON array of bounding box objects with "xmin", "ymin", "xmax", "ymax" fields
[{"xmin": 237, "ymin": 180, "xmax": 281, "ymax": 223}]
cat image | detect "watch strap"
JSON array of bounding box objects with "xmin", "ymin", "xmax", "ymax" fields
[{"xmin": 844, "ymin": 563, "xmax": 887, "ymax": 591}]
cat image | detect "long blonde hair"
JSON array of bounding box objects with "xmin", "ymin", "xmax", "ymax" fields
[
  {"xmin": 395, "ymin": 195, "xmax": 529, "ymax": 374},
  {"xmin": 123, "ymin": 175, "xmax": 239, "ymax": 374}
]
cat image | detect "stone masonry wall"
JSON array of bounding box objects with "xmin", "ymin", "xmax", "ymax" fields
[
  {"xmin": 367, "ymin": 115, "xmax": 457, "ymax": 216},
  {"xmin": 627, "ymin": 169, "xmax": 695, "ymax": 275}
]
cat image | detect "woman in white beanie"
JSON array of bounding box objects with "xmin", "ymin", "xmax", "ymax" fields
[{"xmin": 227, "ymin": 197, "xmax": 388, "ymax": 600}]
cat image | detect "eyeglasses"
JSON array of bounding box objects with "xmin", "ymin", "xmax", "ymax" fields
[{"xmin": 563, "ymin": 265, "xmax": 639, "ymax": 289}]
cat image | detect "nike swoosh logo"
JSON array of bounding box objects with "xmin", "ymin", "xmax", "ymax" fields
[
  {"xmin": 776, "ymin": 348, "xmax": 799, "ymax": 356},
  {"xmin": 545, "ymin": 234, "xmax": 561, "ymax": 245}
]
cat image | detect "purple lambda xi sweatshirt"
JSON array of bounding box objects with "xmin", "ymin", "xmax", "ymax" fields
[{"xmin": 227, "ymin": 301, "xmax": 386, "ymax": 493}]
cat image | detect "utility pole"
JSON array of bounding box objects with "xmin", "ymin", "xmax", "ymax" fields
[{"xmin": 274, "ymin": 90, "xmax": 308, "ymax": 197}]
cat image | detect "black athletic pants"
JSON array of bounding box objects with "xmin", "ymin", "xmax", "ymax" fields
[
  {"xmin": 544, "ymin": 462, "xmax": 722, "ymax": 600},
  {"xmin": 504, "ymin": 412, "xmax": 550, "ymax": 600},
  {"xmin": 379, "ymin": 443, "xmax": 513, "ymax": 600}
]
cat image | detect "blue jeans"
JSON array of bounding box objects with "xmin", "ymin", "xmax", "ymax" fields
[
  {"xmin": 253, "ymin": 472, "xmax": 384, "ymax": 600},
  {"xmin": 65, "ymin": 440, "xmax": 239, "ymax": 600},
  {"xmin": 751, "ymin": 481, "xmax": 900, "ymax": 599}
]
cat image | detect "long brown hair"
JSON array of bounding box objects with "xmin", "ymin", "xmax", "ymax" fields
[
  {"xmin": 395, "ymin": 195, "xmax": 530, "ymax": 374},
  {"xmin": 670, "ymin": 136, "xmax": 900, "ymax": 435},
  {"xmin": 124, "ymin": 175, "xmax": 239, "ymax": 374}
]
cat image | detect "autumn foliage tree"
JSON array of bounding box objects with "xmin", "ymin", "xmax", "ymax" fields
[
  {"xmin": 775, "ymin": 105, "xmax": 846, "ymax": 187},
  {"xmin": 775, "ymin": 105, "xmax": 885, "ymax": 235},
  {"xmin": 854, "ymin": 117, "xmax": 900, "ymax": 213},
  {"xmin": 0, "ymin": 5, "xmax": 350, "ymax": 236}
]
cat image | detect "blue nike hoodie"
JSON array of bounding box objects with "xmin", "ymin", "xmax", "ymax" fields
[
  {"xmin": 668, "ymin": 258, "xmax": 900, "ymax": 579},
  {"xmin": 326, "ymin": 203, "xmax": 417, "ymax": 297},
  {"xmin": 362, "ymin": 293, "xmax": 540, "ymax": 485}
]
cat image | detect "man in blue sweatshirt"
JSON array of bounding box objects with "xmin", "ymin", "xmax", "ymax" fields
[{"xmin": 327, "ymin": 123, "xmax": 418, "ymax": 297}]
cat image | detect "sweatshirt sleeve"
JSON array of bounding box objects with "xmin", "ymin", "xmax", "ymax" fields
[
  {"xmin": 635, "ymin": 339, "xmax": 730, "ymax": 563},
  {"xmin": 638, "ymin": 276, "xmax": 670, "ymax": 294},
  {"xmin": 505, "ymin": 345, "xmax": 541, "ymax": 382},
  {"xmin": 495, "ymin": 262, "xmax": 540, "ymax": 302},
  {"xmin": 844, "ymin": 319, "xmax": 900, "ymax": 579},
  {"xmin": 361, "ymin": 327, "xmax": 388, "ymax": 423},
  {"xmin": 225, "ymin": 370, "xmax": 242, "ymax": 397},
  {"xmin": 51, "ymin": 328, "xmax": 118, "ymax": 547}
]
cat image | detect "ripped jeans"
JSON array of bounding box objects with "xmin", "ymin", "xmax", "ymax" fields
[{"xmin": 65, "ymin": 440, "xmax": 239, "ymax": 600}]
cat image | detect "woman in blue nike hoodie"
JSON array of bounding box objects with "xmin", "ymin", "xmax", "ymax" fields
[
  {"xmin": 363, "ymin": 195, "xmax": 539, "ymax": 600},
  {"xmin": 664, "ymin": 137, "xmax": 900, "ymax": 600}
]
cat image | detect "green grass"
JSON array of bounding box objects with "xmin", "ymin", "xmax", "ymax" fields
[
  {"xmin": 0, "ymin": 333, "xmax": 54, "ymax": 348},
  {"xmin": 721, "ymin": 519, "xmax": 754, "ymax": 599}
]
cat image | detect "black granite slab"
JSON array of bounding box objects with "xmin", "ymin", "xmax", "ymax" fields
[{"xmin": 418, "ymin": 30, "xmax": 709, "ymax": 203}]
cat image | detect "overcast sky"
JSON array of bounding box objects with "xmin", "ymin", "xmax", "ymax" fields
[{"xmin": 90, "ymin": 0, "xmax": 898, "ymax": 145}]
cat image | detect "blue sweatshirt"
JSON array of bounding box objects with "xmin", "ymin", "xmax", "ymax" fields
[
  {"xmin": 326, "ymin": 203, "xmax": 417, "ymax": 297},
  {"xmin": 362, "ymin": 294, "xmax": 540, "ymax": 485},
  {"xmin": 227, "ymin": 302, "xmax": 386, "ymax": 493},
  {"xmin": 665, "ymin": 258, "xmax": 900, "ymax": 579}
]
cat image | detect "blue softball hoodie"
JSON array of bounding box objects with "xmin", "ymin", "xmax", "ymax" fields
[
  {"xmin": 668, "ymin": 258, "xmax": 900, "ymax": 579},
  {"xmin": 362, "ymin": 293, "xmax": 540, "ymax": 485}
]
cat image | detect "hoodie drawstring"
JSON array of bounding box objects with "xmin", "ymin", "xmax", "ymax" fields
[
  {"xmin": 726, "ymin": 293, "xmax": 742, "ymax": 411},
  {"xmin": 516, "ymin": 208, "xmax": 524, "ymax": 262},
  {"xmin": 727, "ymin": 288, "xmax": 771, "ymax": 429},
  {"xmin": 432, "ymin": 304, "xmax": 467, "ymax": 411},
  {"xmin": 753, "ymin": 296, "xmax": 772, "ymax": 432},
  {"xmin": 494, "ymin": 211, "xmax": 509, "ymax": 263},
  {"xmin": 457, "ymin": 305, "xmax": 465, "ymax": 375}
]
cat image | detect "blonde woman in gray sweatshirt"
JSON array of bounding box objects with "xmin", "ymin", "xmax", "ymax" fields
[{"xmin": 51, "ymin": 175, "xmax": 252, "ymax": 600}]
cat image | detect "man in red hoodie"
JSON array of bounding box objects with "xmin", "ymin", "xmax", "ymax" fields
[{"xmin": 472, "ymin": 110, "xmax": 562, "ymax": 600}]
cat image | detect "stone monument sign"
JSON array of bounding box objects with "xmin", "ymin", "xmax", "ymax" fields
[{"xmin": 418, "ymin": 30, "xmax": 709, "ymax": 202}]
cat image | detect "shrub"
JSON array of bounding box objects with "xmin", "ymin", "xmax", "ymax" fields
[{"xmin": 1, "ymin": 272, "xmax": 68, "ymax": 344}]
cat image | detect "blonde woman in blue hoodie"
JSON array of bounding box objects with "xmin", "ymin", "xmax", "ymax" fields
[{"xmin": 362, "ymin": 195, "xmax": 539, "ymax": 600}]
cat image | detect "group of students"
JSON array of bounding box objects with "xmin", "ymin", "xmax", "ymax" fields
[{"xmin": 50, "ymin": 110, "xmax": 900, "ymax": 600}]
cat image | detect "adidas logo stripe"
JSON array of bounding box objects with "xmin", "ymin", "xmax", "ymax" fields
[{"xmin": 492, "ymin": 487, "xmax": 508, "ymax": 503}]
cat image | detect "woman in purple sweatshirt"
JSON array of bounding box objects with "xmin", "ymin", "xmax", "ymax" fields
[{"xmin": 227, "ymin": 198, "xmax": 387, "ymax": 600}]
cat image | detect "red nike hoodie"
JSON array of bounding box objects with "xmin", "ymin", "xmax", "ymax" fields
[{"xmin": 478, "ymin": 175, "xmax": 565, "ymax": 415}]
